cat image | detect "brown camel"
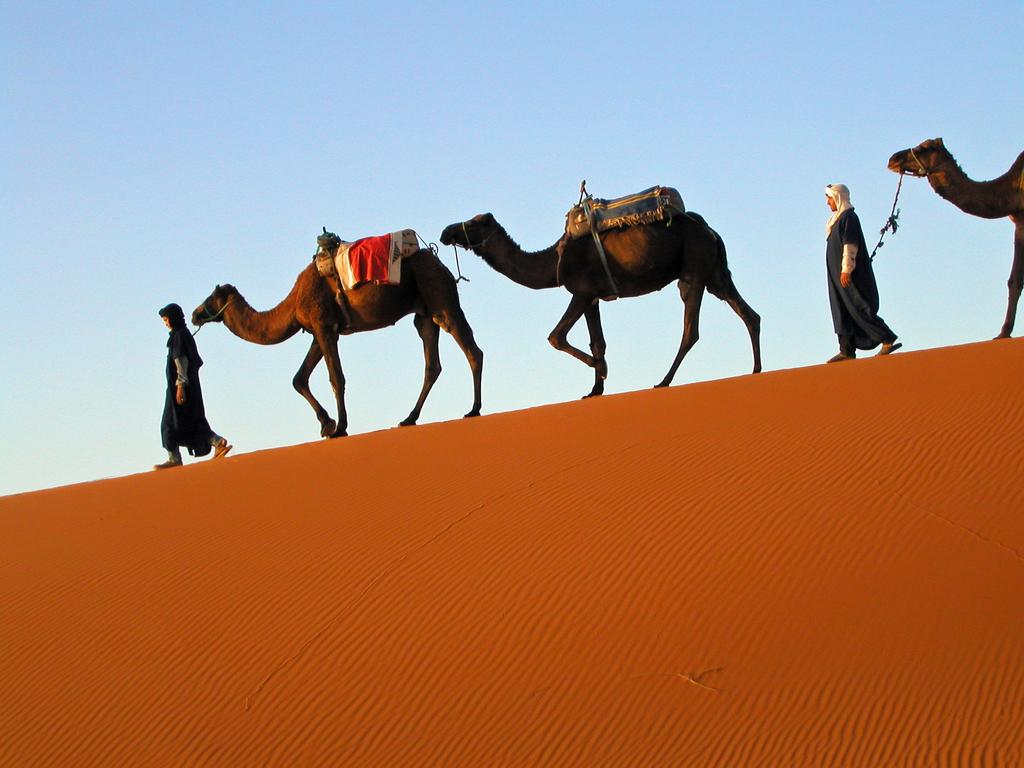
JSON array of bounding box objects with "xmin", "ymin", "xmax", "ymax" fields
[
  {"xmin": 439, "ymin": 210, "xmax": 761, "ymax": 398},
  {"xmin": 888, "ymin": 138, "xmax": 1024, "ymax": 338},
  {"xmin": 192, "ymin": 250, "xmax": 483, "ymax": 437}
]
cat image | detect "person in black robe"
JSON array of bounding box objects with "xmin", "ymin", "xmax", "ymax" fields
[
  {"xmin": 155, "ymin": 303, "xmax": 231, "ymax": 469},
  {"xmin": 824, "ymin": 183, "xmax": 902, "ymax": 363}
]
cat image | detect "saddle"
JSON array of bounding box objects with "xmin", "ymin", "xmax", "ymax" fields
[
  {"xmin": 565, "ymin": 185, "xmax": 685, "ymax": 240},
  {"xmin": 314, "ymin": 228, "xmax": 420, "ymax": 290},
  {"xmin": 562, "ymin": 183, "xmax": 686, "ymax": 299}
]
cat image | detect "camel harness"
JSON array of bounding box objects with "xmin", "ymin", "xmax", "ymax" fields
[{"xmin": 192, "ymin": 296, "xmax": 232, "ymax": 336}]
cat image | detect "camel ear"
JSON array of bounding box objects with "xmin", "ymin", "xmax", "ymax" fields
[
  {"xmin": 482, "ymin": 213, "xmax": 495, "ymax": 225},
  {"xmin": 936, "ymin": 137, "xmax": 944, "ymax": 146}
]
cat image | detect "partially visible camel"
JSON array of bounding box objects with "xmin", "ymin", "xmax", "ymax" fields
[
  {"xmin": 888, "ymin": 138, "xmax": 1024, "ymax": 338},
  {"xmin": 440, "ymin": 210, "xmax": 761, "ymax": 398},
  {"xmin": 192, "ymin": 251, "xmax": 483, "ymax": 437}
]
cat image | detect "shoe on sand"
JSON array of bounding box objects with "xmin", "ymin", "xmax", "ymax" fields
[
  {"xmin": 213, "ymin": 439, "xmax": 233, "ymax": 459},
  {"xmin": 153, "ymin": 459, "xmax": 182, "ymax": 470},
  {"xmin": 827, "ymin": 352, "xmax": 855, "ymax": 364},
  {"xmin": 877, "ymin": 341, "xmax": 903, "ymax": 356}
]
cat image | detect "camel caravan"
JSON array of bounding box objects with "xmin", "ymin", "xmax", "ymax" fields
[{"xmin": 190, "ymin": 138, "xmax": 1023, "ymax": 441}]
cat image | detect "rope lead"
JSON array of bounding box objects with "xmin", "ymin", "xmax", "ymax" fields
[{"xmin": 870, "ymin": 172, "xmax": 905, "ymax": 262}]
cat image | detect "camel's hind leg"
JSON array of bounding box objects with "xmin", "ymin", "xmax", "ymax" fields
[
  {"xmin": 408, "ymin": 253, "xmax": 484, "ymax": 418},
  {"xmin": 723, "ymin": 286, "xmax": 762, "ymax": 373},
  {"xmin": 657, "ymin": 279, "xmax": 705, "ymax": 388},
  {"xmin": 997, "ymin": 219, "xmax": 1023, "ymax": 338},
  {"xmin": 432, "ymin": 306, "xmax": 484, "ymax": 418},
  {"xmin": 703, "ymin": 225, "xmax": 762, "ymax": 373},
  {"xmin": 400, "ymin": 313, "xmax": 443, "ymax": 426},
  {"xmin": 292, "ymin": 338, "xmax": 337, "ymax": 438}
]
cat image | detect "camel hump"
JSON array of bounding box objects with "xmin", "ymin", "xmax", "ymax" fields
[{"xmin": 566, "ymin": 185, "xmax": 685, "ymax": 239}]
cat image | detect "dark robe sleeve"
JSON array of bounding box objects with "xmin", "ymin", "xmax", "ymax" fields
[
  {"xmin": 170, "ymin": 328, "xmax": 188, "ymax": 362},
  {"xmin": 838, "ymin": 212, "xmax": 861, "ymax": 248},
  {"xmin": 838, "ymin": 210, "xmax": 869, "ymax": 255}
]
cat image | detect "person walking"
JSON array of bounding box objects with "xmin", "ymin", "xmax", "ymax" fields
[
  {"xmin": 824, "ymin": 183, "xmax": 902, "ymax": 362},
  {"xmin": 155, "ymin": 303, "xmax": 231, "ymax": 469}
]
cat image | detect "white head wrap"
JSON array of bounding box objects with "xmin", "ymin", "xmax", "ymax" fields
[{"xmin": 824, "ymin": 183, "xmax": 852, "ymax": 237}]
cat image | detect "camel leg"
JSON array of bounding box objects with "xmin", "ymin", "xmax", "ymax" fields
[
  {"xmin": 548, "ymin": 294, "xmax": 605, "ymax": 395},
  {"xmin": 400, "ymin": 314, "xmax": 442, "ymax": 427},
  {"xmin": 313, "ymin": 328, "xmax": 347, "ymax": 437},
  {"xmin": 430, "ymin": 307, "xmax": 484, "ymax": 418},
  {"xmin": 405, "ymin": 254, "xmax": 484, "ymax": 419},
  {"xmin": 657, "ymin": 280, "xmax": 705, "ymax": 388},
  {"xmin": 724, "ymin": 288, "xmax": 763, "ymax": 373},
  {"xmin": 583, "ymin": 302, "xmax": 608, "ymax": 398},
  {"xmin": 292, "ymin": 338, "xmax": 337, "ymax": 438},
  {"xmin": 996, "ymin": 219, "xmax": 1023, "ymax": 339}
]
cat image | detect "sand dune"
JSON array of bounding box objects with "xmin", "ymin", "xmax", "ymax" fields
[{"xmin": 2, "ymin": 339, "xmax": 1023, "ymax": 766}]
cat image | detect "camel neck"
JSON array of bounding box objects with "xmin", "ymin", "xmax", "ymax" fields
[
  {"xmin": 222, "ymin": 288, "xmax": 302, "ymax": 345},
  {"xmin": 928, "ymin": 150, "xmax": 1024, "ymax": 220},
  {"xmin": 477, "ymin": 226, "xmax": 561, "ymax": 290}
]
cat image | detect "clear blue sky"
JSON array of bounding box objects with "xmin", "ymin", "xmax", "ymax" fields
[{"xmin": 2, "ymin": 1, "xmax": 1021, "ymax": 496}]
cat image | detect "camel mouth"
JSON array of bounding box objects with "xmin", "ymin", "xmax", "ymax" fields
[
  {"xmin": 439, "ymin": 223, "xmax": 463, "ymax": 247},
  {"xmin": 887, "ymin": 151, "xmax": 927, "ymax": 177}
]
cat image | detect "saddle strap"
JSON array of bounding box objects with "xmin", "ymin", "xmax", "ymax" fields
[{"xmin": 583, "ymin": 199, "xmax": 619, "ymax": 298}]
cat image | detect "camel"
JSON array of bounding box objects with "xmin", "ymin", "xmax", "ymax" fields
[
  {"xmin": 887, "ymin": 138, "xmax": 1024, "ymax": 338},
  {"xmin": 439, "ymin": 210, "xmax": 761, "ymax": 398},
  {"xmin": 192, "ymin": 250, "xmax": 483, "ymax": 437}
]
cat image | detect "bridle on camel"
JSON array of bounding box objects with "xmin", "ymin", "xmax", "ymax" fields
[
  {"xmin": 907, "ymin": 147, "xmax": 931, "ymax": 177},
  {"xmin": 446, "ymin": 220, "xmax": 492, "ymax": 284},
  {"xmin": 869, "ymin": 146, "xmax": 939, "ymax": 261},
  {"xmin": 191, "ymin": 296, "xmax": 232, "ymax": 335}
]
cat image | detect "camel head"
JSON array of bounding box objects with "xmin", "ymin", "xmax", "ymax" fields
[
  {"xmin": 192, "ymin": 284, "xmax": 238, "ymax": 326},
  {"xmin": 439, "ymin": 213, "xmax": 498, "ymax": 252},
  {"xmin": 888, "ymin": 137, "xmax": 947, "ymax": 177}
]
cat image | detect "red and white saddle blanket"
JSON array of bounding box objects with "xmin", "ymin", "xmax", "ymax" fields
[{"xmin": 315, "ymin": 229, "xmax": 420, "ymax": 290}]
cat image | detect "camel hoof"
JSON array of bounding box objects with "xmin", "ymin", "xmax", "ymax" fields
[
  {"xmin": 399, "ymin": 417, "xmax": 418, "ymax": 427},
  {"xmin": 994, "ymin": 333, "xmax": 1012, "ymax": 340},
  {"xmin": 329, "ymin": 427, "xmax": 348, "ymax": 439},
  {"xmin": 653, "ymin": 381, "xmax": 670, "ymax": 389},
  {"xmin": 463, "ymin": 409, "xmax": 481, "ymax": 419},
  {"xmin": 581, "ymin": 390, "xmax": 604, "ymax": 400},
  {"xmin": 320, "ymin": 420, "xmax": 337, "ymax": 438}
]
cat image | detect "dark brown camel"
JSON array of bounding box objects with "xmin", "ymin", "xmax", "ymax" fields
[
  {"xmin": 888, "ymin": 138, "xmax": 1024, "ymax": 338},
  {"xmin": 192, "ymin": 250, "xmax": 483, "ymax": 437},
  {"xmin": 439, "ymin": 211, "xmax": 761, "ymax": 397}
]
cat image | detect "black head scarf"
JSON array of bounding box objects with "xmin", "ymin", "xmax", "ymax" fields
[{"xmin": 158, "ymin": 303, "xmax": 186, "ymax": 329}]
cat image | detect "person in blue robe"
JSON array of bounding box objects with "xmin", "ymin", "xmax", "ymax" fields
[
  {"xmin": 824, "ymin": 184, "xmax": 902, "ymax": 362},
  {"xmin": 156, "ymin": 303, "xmax": 231, "ymax": 469}
]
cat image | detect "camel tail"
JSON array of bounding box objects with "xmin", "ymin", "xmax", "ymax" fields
[{"xmin": 704, "ymin": 227, "xmax": 737, "ymax": 301}]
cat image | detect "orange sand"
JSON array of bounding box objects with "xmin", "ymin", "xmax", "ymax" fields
[{"xmin": 2, "ymin": 340, "xmax": 1023, "ymax": 766}]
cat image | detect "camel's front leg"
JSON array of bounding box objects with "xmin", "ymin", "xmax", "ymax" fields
[
  {"xmin": 292, "ymin": 339, "xmax": 336, "ymax": 438},
  {"xmin": 401, "ymin": 314, "xmax": 442, "ymax": 426},
  {"xmin": 314, "ymin": 328, "xmax": 347, "ymax": 437},
  {"xmin": 997, "ymin": 219, "xmax": 1023, "ymax": 338},
  {"xmin": 583, "ymin": 302, "xmax": 608, "ymax": 397},
  {"xmin": 547, "ymin": 293, "xmax": 602, "ymax": 398}
]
